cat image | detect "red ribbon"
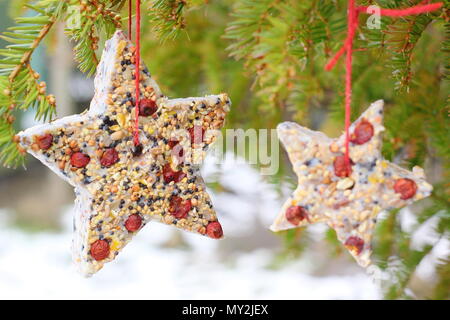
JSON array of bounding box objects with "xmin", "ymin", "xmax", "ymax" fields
[
  {"xmin": 325, "ymin": 1, "xmax": 443, "ymax": 167},
  {"xmin": 128, "ymin": 0, "xmax": 132, "ymax": 40},
  {"xmin": 133, "ymin": 0, "xmax": 142, "ymax": 146},
  {"xmin": 130, "ymin": 0, "xmax": 141, "ymax": 147}
]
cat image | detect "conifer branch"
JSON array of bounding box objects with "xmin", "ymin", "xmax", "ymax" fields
[
  {"xmin": 0, "ymin": 0, "xmax": 125, "ymax": 167},
  {"xmin": 0, "ymin": 0, "xmax": 65, "ymax": 167},
  {"xmin": 7, "ymin": 17, "xmax": 55, "ymax": 81},
  {"xmin": 147, "ymin": 0, "xmax": 206, "ymax": 41},
  {"xmin": 66, "ymin": 0, "xmax": 122, "ymax": 76}
]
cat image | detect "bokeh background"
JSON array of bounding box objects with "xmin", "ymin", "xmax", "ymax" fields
[{"xmin": 0, "ymin": 0, "xmax": 448, "ymax": 299}]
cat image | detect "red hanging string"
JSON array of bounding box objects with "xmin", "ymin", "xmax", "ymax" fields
[
  {"xmin": 344, "ymin": 0, "xmax": 357, "ymax": 165},
  {"xmin": 128, "ymin": 0, "xmax": 132, "ymax": 40},
  {"xmin": 325, "ymin": 1, "xmax": 443, "ymax": 168},
  {"xmin": 133, "ymin": 0, "xmax": 141, "ymax": 146},
  {"xmin": 357, "ymin": 2, "xmax": 443, "ymax": 16}
]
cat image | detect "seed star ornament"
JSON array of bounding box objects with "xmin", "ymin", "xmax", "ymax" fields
[
  {"xmin": 17, "ymin": 31, "xmax": 231, "ymax": 276},
  {"xmin": 271, "ymin": 100, "xmax": 432, "ymax": 267}
]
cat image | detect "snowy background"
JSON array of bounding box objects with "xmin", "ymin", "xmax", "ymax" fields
[{"xmin": 0, "ymin": 155, "xmax": 383, "ymax": 300}]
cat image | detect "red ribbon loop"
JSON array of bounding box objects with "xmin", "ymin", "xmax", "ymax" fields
[
  {"xmin": 325, "ymin": 1, "xmax": 443, "ymax": 167},
  {"xmin": 133, "ymin": 0, "xmax": 141, "ymax": 147}
]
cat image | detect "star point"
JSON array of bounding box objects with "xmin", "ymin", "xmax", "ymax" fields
[
  {"xmin": 18, "ymin": 30, "xmax": 231, "ymax": 276},
  {"xmin": 271, "ymin": 100, "xmax": 432, "ymax": 267}
]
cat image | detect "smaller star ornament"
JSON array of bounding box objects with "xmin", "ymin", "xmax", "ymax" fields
[
  {"xmin": 271, "ymin": 100, "xmax": 433, "ymax": 267},
  {"xmin": 17, "ymin": 31, "xmax": 231, "ymax": 276}
]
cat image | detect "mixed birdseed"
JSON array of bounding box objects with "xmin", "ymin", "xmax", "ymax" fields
[
  {"xmin": 18, "ymin": 31, "xmax": 230, "ymax": 276},
  {"xmin": 271, "ymin": 100, "xmax": 432, "ymax": 267}
]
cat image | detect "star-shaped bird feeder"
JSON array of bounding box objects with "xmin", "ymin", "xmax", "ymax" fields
[
  {"xmin": 270, "ymin": 100, "xmax": 432, "ymax": 267},
  {"xmin": 17, "ymin": 31, "xmax": 231, "ymax": 276}
]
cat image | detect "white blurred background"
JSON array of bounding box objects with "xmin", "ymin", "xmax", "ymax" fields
[{"xmin": 0, "ymin": 156, "xmax": 382, "ymax": 299}]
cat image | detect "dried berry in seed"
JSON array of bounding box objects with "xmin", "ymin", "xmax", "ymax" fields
[
  {"xmin": 163, "ymin": 163, "xmax": 186, "ymax": 184},
  {"xmin": 169, "ymin": 196, "xmax": 192, "ymax": 219},
  {"xmin": 139, "ymin": 99, "xmax": 157, "ymax": 117},
  {"xmin": 70, "ymin": 152, "xmax": 91, "ymax": 168},
  {"xmin": 37, "ymin": 134, "xmax": 53, "ymax": 150},
  {"xmin": 100, "ymin": 148, "xmax": 119, "ymax": 167},
  {"xmin": 285, "ymin": 205, "xmax": 309, "ymax": 226},
  {"xmin": 206, "ymin": 221, "xmax": 223, "ymax": 239},
  {"xmin": 393, "ymin": 178, "xmax": 417, "ymax": 200},
  {"xmin": 125, "ymin": 214, "xmax": 142, "ymax": 232},
  {"xmin": 90, "ymin": 239, "xmax": 110, "ymax": 261},
  {"xmin": 351, "ymin": 120, "xmax": 374, "ymax": 145},
  {"xmin": 344, "ymin": 236, "xmax": 364, "ymax": 255},
  {"xmin": 168, "ymin": 140, "xmax": 179, "ymax": 149},
  {"xmin": 333, "ymin": 155, "xmax": 353, "ymax": 178}
]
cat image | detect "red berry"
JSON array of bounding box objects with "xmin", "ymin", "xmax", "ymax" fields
[
  {"xmin": 169, "ymin": 196, "xmax": 192, "ymax": 219},
  {"xmin": 37, "ymin": 134, "xmax": 53, "ymax": 150},
  {"xmin": 206, "ymin": 221, "xmax": 223, "ymax": 239},
  {"xmin": 189, "ymin": 125, "xmax": 205, "ymax": 145},
  {"xmin": 285, "ymin": 205, "xmax": 309, "ymax": 226},
  {"xmin": 169, "ymin": 196, "xmax": 182, "ymax": 211},
  {"xmin": 168, "ymin": 140, "xmax": 179, "ymax": 149},
  {"xmin": 90, "ymin": 239, "xmax": 110, "ymax": 261},
  {"xmin": 333, "ymin": 155, "xmax": 353, "ymax": 178},
  {"xmin": 351, "ymin": 120, "xmax": 374, "ymax": 145},
  {"xmin": 394, "ymin": 178, "xmax": 417, "ymax": 200},
  {"xmin": 100, "ymin": 148, "xmax": 119, "ymax": 167},
  {"xmin": 125, "ymin": 214, "xmax": 142, "ymax": 232},
  {"xmin": 139, "ymin": 99, "xmax": 157, "ymax": 117},
  {"xmin": 162, "ymin": 163, "xmax": 186, "ymax": 184},
  {"xmin": 344, "ymin": 236, "xmax": 365, "ymax": 255},
  {"xmin": 70, "ymin": 152, "xmax": 90, "ymax": 168}
]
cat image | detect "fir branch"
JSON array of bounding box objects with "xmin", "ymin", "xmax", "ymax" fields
[
  {"xmin": 225, "ymin": 0, "xmax": 346, "ymax": 120},
  {"xmin": 0, "ymin": 113, "xmax": 25, "ymax": 168},
  {"xmin": 443, "ymin": 21, "xmax": 450, "ymax": 81},
  {"xmin": 225, "ymin": 0, "xmax": 280, "ymax": 61},
  {"xmin": 374, "ymin": 209, "xmax": 399, "ymax": 268},
  {"xmin": 432, "ymin": 257, "xmax": 450, "ymax": 300},
  {"xmin": 360, "ymin": 0, "xmax": 446, "ymax": 92},
  {"xmin": 147, "ymin": 0, "xmax": 205, "ymax": 41},
  {"xmin": 376, "ymin": 184, "xmax": 450, "ymax": 299},
  {"xmin": 225, "ymin": 0, "xmax": 297, "ymax": 115},
  {"xmin": 89, "ymin": 0, "xmax": 123, "ymax": 25},
  {"xmin": 384, "ymin": 13, "xmax": 433, "ymax": 91},
  {"xmin": 66, "ymin": 0, "xmax": 122, "ymax": 76},
  {"xmin": 0, "ymin": 75, "xmax": 25, "ymax": 167},
  {"xmin": 0, "ymin": 0, "xmax": 64, "ymax": 167},
  {"xmin": 1, "ymin": 3, "xmax": 59, "ymax": 81}
]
